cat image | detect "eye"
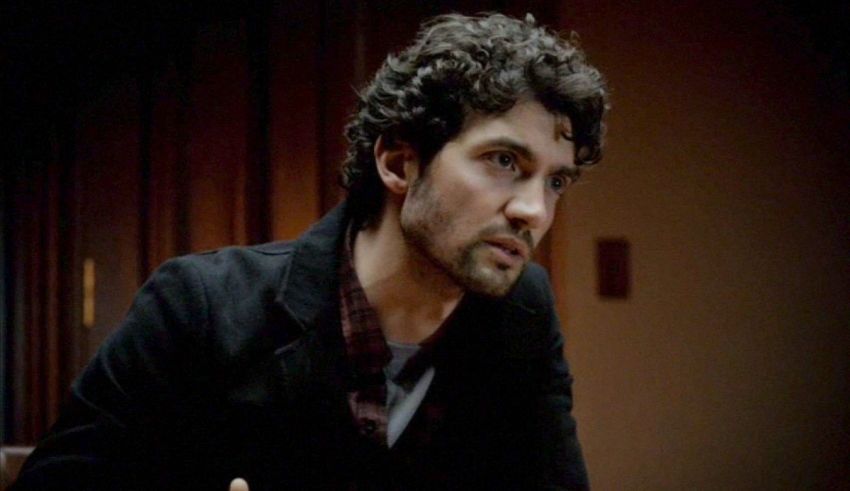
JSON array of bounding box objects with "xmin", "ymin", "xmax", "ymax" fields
[
  {"xmin": 486, "ymin": 151, "xmax": 518, "ymax": 172},
  {"xmin": 548, "ymin": 175, "xmax": 571, "ymax": 195}
]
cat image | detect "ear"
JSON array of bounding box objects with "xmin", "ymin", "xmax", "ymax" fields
[{"xmin": 374, "ymin": 135, "xmax": 419, "ymax": 196}]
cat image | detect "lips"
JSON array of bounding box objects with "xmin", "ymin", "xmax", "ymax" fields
[{"xmin": 484, "ymin": 236, "xmax": 530, "ymax": 262}]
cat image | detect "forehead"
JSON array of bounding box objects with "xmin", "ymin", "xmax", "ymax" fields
[{"xmin": 454, "ymin": 100, "xmax": 576, "ymax": 164}]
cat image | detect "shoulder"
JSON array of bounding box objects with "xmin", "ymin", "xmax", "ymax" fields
[
  {"xmin": 180, "ymin": 239, "xmax": 295, "ymax": 271},
  {"xmin": 138, "ymin": 241, "xmax": 300, "ymax": 355},
  {"xmin": 159, "ymin": 240, "xmax": 295, "ymax": 295}
]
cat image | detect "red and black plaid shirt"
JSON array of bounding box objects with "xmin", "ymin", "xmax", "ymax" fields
[{"xmin": 338, "ymin": 227, "xmax": 448, "ymax": 449}]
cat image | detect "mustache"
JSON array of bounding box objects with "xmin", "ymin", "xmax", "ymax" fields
[{"xmin": 477, "ymin": 225, "xmax": 535, "ymax": 251}]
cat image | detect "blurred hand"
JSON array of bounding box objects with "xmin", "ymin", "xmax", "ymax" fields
[{"xmin": 229, "ymin": 478, "xmax": 249, "ymax": 491}]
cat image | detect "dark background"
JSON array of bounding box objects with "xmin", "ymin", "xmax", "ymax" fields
[
  {"xmin": 2, "ymin": 1, "xmax": 848, "ymax": 489},
  {"xmin": 1, "ymin": 0, "xmax": 564, "ymax": 448}
]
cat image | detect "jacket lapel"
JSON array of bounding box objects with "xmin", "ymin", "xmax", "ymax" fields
[
  {"xmin": 275, "ymin": 202, "xmax": 349, "ymax": 331},
  {"xmin": 269, "ymin": 201, "xmax": 355, "ymax": 409}
]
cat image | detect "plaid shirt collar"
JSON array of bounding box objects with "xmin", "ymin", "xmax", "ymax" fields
[
  {"xmin": 338, "ymin": 224, "xmax": 454, "ymax": 447},
  {"xmin": 339, "ymin": 225, "xmax": 392, "ymax": 389},
  {"xmin": 338, "ymin": 224, "xmax": 393, "ymax": 446}
]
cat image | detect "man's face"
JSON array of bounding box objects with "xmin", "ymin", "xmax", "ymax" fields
[{"xmin": 400, "ymin": 99, "xmax": 578, "ymax": 297}]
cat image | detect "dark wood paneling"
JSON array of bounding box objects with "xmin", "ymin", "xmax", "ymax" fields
[
  {"xmin": 56, "ymin": 115, "xmax": 83, "ymax": 393},
  {"xmin": 4, "ymin": 1, "xmax": 563, "ymax": 445},
  {"xmin": 245, "ymin": 4, "xmax": 273, "ymax": 245},
  {"xmin": 41, "ymin": 156, "xmax": 61, "ymax": 429},
  {"xmin": 146, "ymin": 61, "xmax": 184, "ymax": 273},
  {"xmin": 317, "ymin": 0, "xmax": 362, "ymax": 214},
  {"xmin": 75, "ymin": 79, "xmax": 142, "ymax": 357},
  {"xmin": 16, "ymin": 165, "xmax": 43, "ymax": 443},
  {"xmin": 268, "ymin": 0, "xmax": 322, "ymax": 239},
  {"xmin": 8, "ymin": 175, "xmax": 24, "ymax": 441},
  {"xmin": 7, "ymin": 133, "xmax": 72, "ymax": 443},
  {"xmin": 186, "ymin": 20, "xmax": 251, "ymax": 251}
]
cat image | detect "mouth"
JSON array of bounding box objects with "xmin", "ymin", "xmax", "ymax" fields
[{"xmin": 484, "ymin": 237, "xmax": 530, "ymax": 263}]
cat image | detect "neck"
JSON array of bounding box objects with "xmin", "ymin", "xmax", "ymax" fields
[{"xmin": 353, "ymin": 207, "xmax": 463, "ymax": 344}]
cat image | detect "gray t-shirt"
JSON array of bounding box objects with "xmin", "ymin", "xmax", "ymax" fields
[{"xmin": 384, "ymin": 340, "xmax": 436, "ymax": 447}]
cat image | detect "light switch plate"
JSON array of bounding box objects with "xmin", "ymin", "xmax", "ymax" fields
[{"xmin": 596, "ymin": 238, "xmax": 630, "ymax": 299}]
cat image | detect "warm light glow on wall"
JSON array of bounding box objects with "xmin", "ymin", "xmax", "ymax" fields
[{"xmin": 83, "ymin": 258, "xmax": 96, "ymax": 328}]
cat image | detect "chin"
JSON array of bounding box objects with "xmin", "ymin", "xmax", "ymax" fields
[
  {"xmin": 459, "ymin": 263, "xmax": 523, "ymax": 298},
  {"xmin": 446, "ymin": 245, "xmax": 525, "ymax": 297}
]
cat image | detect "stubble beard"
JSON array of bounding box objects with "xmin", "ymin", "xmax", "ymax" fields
[{"xmin": 399, "ymin": 177, "xmax": 524, "ymax": 298}]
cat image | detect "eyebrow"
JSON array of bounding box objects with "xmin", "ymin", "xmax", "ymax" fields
[{"xmin": 477, "ymin": 137, "xmax": 581, "ymax": 181}]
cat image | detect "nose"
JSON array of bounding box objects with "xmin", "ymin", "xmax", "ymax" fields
[{"xmin": 504, "ymin": 179, "xmax": 549, "ymax": 232}]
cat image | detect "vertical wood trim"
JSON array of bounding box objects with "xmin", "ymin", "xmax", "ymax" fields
[
  {"xmin": 246, "ymin": 5, "xmax": 272, "ymax": 245},
  {"xmin": 9, "ymin": 169, "xmax": 27, "ymax": 443},
  {"xmin": 69, "ymin": 119, "xmax": 89, "ymax": 377},
  {"xmin": 75, "ymin": 78, "xmax": 142, "ymax": 372},
  {"xmin": 268, "ymin": 0, "xmax": 322, "ymax": 240},
  {"xmin": 44, "ymin": 154, "xmax": 61, "ymax": 427},
  {"xmin": 316, "ymin": 0, "xmax": 331, "ymax": 215},
  {"xmin": 145, "ymin": 69, "xmax": 173, "ymax": 274},
  {"xmin": 146, "ymin": 56, "xmax": 190, "ymax": 269},
  {"xmin": 54, "ymin": 107, "xmax": 79, "ymax": 396},
  {"xmin": 1, "ymin": 168, "xmax": 7, "ymax": 444},
  {"xmin": 186, "ymin": 20, "xmax": 250, "ymax": 251},
  {"xmin": 233, "ymin": 19, "xmax": 249, "ymax": 246},
  {"xmin": 1, "ymin": 165, "xmax": 6, "ymax": 443},
  {"xmin": 317, "ymin": 0, "xmax": 361, "ymax": 214},
  {"xmin": 233, "ymin": 156, "xmax": 248, "ymax": 245},
  {"xmin": 174, "ymin": 36, "xmax": 194, "ymax": 257},
  {"xmin": 25, "ymin": 165, "xmax": 44, "ymax": 442},
  {"xmin": 352, "ymin": 2, "xmax": 367, "ymax": 86},
  {"xmin": 138, "ymin": 65, "xmax": 154, "ymax": 280}
]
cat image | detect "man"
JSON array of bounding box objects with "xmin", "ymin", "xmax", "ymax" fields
[{"xmin": 12, "ymin": 12, "xmax": 607, "ymax": 490}]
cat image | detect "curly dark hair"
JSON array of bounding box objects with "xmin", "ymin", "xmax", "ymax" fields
[{"xmin": 342, "ymin": 12, "xmax": 608, "ymax": 225}]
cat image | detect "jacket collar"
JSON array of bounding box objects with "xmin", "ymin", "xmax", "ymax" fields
[
  {"xmin": 275, "ymin": 201, "xmax": 351, "ymax": 331},
  {"xmin": 274, "ymin": 199, "xmax": 541, "ymax": 343}
]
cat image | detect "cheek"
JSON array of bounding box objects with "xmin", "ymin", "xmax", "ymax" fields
[
  {"xmin": 431, "ymin": 160, "xmax": 512, "ymax": 231},
  {"xmin": 439, "ymin": 178, "xmax": 489, "ymax": 218}
]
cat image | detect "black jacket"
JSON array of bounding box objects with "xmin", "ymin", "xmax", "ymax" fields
[{"xmin": 12, "ymin": 202, "xmax": 589, "ymax": 490}]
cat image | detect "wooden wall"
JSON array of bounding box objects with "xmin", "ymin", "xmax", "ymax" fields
[{"xmin": 3, "ymin": 0, "xmax": 560, "ymax": 445}]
